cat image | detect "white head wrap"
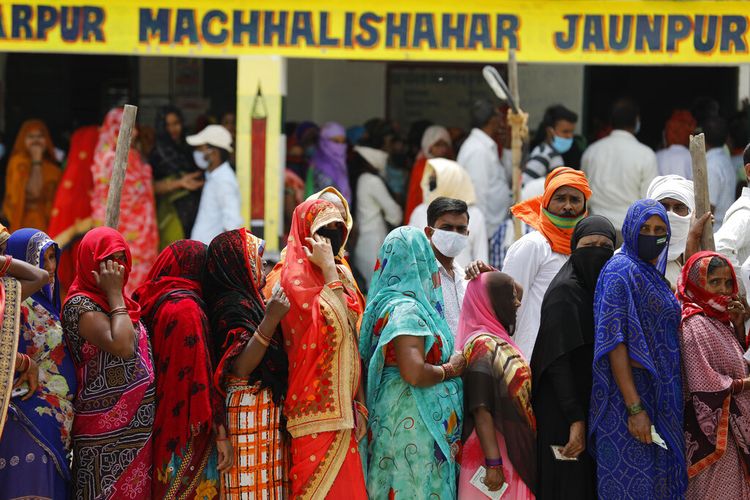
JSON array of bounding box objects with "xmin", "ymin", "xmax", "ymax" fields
[
  {"xmin": 420, "ymin": 126, "xmax": 452, "ymax": 159},
  {"xmin": 354, "ymin": 146, "xmax": 389, "ymax": 175},
  {"xmin": 646, "ymin": 175, "xmax": 695, "ymax": 261}
]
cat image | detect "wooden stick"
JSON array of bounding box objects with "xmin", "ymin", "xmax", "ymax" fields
[
  {"xmin": 105, "ymin": 105, "xmax": 138, "ymax": 229},
  {"xmin": 689, "ymin": 133, "xmax": 715, "ymax": 251},
  {"xmin": 508, "ymin": 49, "xmax": 524, "ymax": 241}
]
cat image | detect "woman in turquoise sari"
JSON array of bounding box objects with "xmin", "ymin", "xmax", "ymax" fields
[{"xmin": 360, "ymin": 226, "xmax": 465, "ymax": 499}]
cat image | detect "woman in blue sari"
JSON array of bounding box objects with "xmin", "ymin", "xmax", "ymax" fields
[
  {"xmin": 359, "ymin": 226, "xmax": 465, "ymax": 499},
  {"xmin": 0, "ymin": 228, "xmax": 77, "ymax": 499},
  {"xmin": 589, "ymin": 199, "xmax": 687, "ymax": 498}
]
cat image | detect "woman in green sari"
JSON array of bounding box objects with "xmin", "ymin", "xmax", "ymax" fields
[{"xmin": 360, "ymin": 226, "xmax": 465, "ymax": 499}]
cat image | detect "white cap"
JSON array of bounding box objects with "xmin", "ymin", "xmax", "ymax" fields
[
  {"xmin": 354, "ymin": 146, "xmax": 388, "ymax": 174},
  {"xmin": 186, "ymin": 125, "xmax": 234, "ymax": 153}
]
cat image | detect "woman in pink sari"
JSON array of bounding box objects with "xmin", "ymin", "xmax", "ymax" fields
[
  {"xmin": 458, "ymin": 272, "xmax": 537, "ymax": 499},
  {"xmin": 61, "ymin": 227, "xmax": 155, "ymax": 499},
  {"xmin": 91, "ymin": 108, "xmax": 158, "ymax": 294}
]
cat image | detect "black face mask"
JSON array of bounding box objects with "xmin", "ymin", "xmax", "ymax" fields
[
  {"xmin": 316, "ymin": 227, "xmax": 344, "ymax": 256},
  {"xmin": 637, "ymin": 234, "xmax": 668, "ymax": 262},
  {"xmin": 570, "ymin": 246, "xmax": 614, "ymax": 292}
]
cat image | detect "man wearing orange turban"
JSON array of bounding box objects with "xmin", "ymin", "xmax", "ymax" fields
[
  {"xmin": 656, "ymin": 109, "xmax": 697, "ymax": 179},
  {"xmin": 503, "ymin": 166, "xmax": 593, "ymax": 359}
]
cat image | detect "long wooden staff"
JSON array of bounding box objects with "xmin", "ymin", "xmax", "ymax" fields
[
  {"xmin": 507, "ymin": 49, "xmax": 528, "ymax": 241},
  {"xmin": 689, "ymin": 133, "xmax": 715, "ymax": 251},
  {"xmin": 105, "ymin": 104, "xmax": 138, "ymax": 229}
]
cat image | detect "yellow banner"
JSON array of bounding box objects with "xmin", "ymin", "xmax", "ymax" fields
[{"xmin": 0, "ymin": 1, "xmax": 749, "ymax": 64}]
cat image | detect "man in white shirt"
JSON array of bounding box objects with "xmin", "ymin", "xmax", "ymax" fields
[
  {"xmin": 582, "ymin": 98, "xmax": 658, "ymax": 235},
  {"xmin": 523, "ymin": 104, "xmax": 578, "ymax": 186},
  {"xmin": 716, "ymin": 143, "xmax": 750, "ymax": 291},
  {"xmin": 502, "ymin": 167, "xmax": 592, "ymax": 360},
  {"xmin": 655, "ymin": 109, "xmax": 696, "ymax": 179},
  {"xmin": 186, "ymin": 125, "xmax": 244, "ymax": 244},
  {"xmin": 422, "ymin": 197, "xmax": 471, "ymax": 337},
  {"xmin": 457, "ymin": 99, "xmax": 512, "ymax": 239},
  {"xmin": 704, "ymin": 117, "xmax": 735, "ymax": 230}
]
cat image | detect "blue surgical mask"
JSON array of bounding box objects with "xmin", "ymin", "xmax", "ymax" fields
[{"xmin": 551, "ymin": 135, "xmax": 574, "ymax": 154}]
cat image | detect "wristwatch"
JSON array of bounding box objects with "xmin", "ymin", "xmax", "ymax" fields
[{"xmin": 627, "ymin": 402, "xmax": 644, "ymax": 416}]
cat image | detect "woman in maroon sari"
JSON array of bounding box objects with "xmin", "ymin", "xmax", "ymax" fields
[
  {"xmin": 61, "ymin": 227, "xmax": 155, "ymax": 499},
  {"xmin": 133, "ymin": 240, "xmax": 231, "ymax": 499},
  {"xmin": 677, "ymin": 251, "xmax": 750, "ymax": 499}
]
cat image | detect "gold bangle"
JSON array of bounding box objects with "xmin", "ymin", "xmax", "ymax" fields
[
  {"xmin": 438, "ymin": 365, "xmax": 446, "ymax": 382},
  {"xmin": 253, "ymin": 331, "xmax": 270, "ymax": 348}
]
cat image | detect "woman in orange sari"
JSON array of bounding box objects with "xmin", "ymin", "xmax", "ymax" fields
[
  {"xmin": 3, "ymin": 120, "xmax": 62, "ymax": 231},
  {"xmin": 280, "ymin": 199, "xmax": 368, "ymax": 499}
]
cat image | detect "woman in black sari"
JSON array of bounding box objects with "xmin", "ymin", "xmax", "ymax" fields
[
  {"xmin": 149, "ymin": 105, "xmax": 204, "ymax": 247},
  {"xmin": 530, "ymin": 215, "xmax": 616, "ymax": 500}
]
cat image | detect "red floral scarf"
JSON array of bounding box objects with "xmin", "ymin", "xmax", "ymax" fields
[{"xmin": 677, "ymin": 251, "xmax": 738, "ymax": 324}]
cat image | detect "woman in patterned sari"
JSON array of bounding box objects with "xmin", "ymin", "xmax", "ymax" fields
[
  {"xmin": 280, "ymin": 199, "xmax": 367, "ymax": 498},
  {"xmin": 589, "ymin": 199, "xmax": 687, "ymax": 498},
  {"xmin": 0, "ymin": 229, "xmax": 77, "ymax": 499},
  {"xmin": 133, "ymin": 240, "xmax": 229, "ymax": 499},
  {"xmin": 204, "ymin": 229, "xmax": 290, "ymax": 499},
  {"xmin": 677, "ymin": 251, "xmax": 750, "ymax": 499},
  {"xmin": 458, "ymin": 272, "xmax": 536, "ymax": 499},
  {"xmin": 359, "ymin": 226, "xmax": 464, "ymax": 499},
  {"xmin": 61, "ymin": 227, "xmax": 155, "ymax": 499},
  {"xmin": 91, "ymin": 108, "xmax": 158, "ymax": 293}
]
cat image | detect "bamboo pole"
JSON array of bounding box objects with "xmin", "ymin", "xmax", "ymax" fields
[
  {"xmin": 105, "ymin": 105, "xmax": 138, "ymax": 229},
  {"xmin": 689, "ymin": 133, "xmax": 715, "ymax": 251},
  {"xmin": 507, "ymin": 49, "xmax": 527, "ymax": 241}
]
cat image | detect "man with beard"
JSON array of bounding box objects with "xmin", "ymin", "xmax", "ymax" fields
[{"xmin": 501, "ymin": 167, "xmax": 592, "ymax": 359}]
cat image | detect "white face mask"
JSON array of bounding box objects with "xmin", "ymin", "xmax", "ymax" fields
[
  {"xmin": 430, "ymin": 228, "xmax": 468, "ymax": 258},
  {"xmin": 666, "ymin": 210, "xmax": 691, "ymax": 261},
  {"xmin": 193, "ymin": 150, "xmax": 210, "ymax": 170}
]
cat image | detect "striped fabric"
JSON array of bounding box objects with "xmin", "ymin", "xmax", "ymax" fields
[{"xmin": 223, "ymin": 379, "xmax": 289, "ymax": 500}]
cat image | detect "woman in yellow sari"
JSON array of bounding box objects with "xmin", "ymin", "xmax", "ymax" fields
[{"xmin": 3, "ymin": 120, "xmax": 62, "ymax": 232}]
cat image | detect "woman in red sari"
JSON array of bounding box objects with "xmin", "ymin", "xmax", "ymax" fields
[
  {"xmin": 47, "ymin": 125, "xmax": 99, "ymax": 297},
  {"xmin": 61, "ymin": 227, "xmax": 155, "ymax": 499},
  {"xmin": 280, "ymin": 199, "xmax": 368, "ymax": 499},
  {"xmin": 133, "ymin": 240, "xmax": 231, "ymax": 499}
]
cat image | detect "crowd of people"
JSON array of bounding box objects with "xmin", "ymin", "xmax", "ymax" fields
[{"xmin": 0, "ymin": 95, "xmax": 748, "ymax": 499}]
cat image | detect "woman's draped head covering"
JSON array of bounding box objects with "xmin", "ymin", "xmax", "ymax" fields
[
  {"xmin": 531, "ymin": 216, "xmax": 616, "ymax": 390},
  {"xmin": 569, "ymin": 215, "xmax": 617, "ymax": 292},
  {"xmin": 306, "ymin": 186, "xmax": 353, "ymax": 255},
  {"xmin": 421, "ymin": 125, "xmax": 452, "ymax": 159},
  {"xmin": 281, "ymin": 199, "xmax": 357, "ymax": 337},
  {"xmin": 420, "ymin": 158, "xmax": 477, "ymax": 205},
  {"xmin": 11, "ymin": 119, "xmax": 56, "ymax": 160},
  {"xmin": 511, "ymin": 166, "xmax": 592, "ymax": 255},
  {"xmin": 312, "ymin": 122, "xmax": 351, "ymax": 201},
  {"xmin": 457, "ymin": 272, "xmax": 518, "ymax": 350},
  {"xmin": 665, "ymin": 109, "xmax": 696, "ymax": 147},
  {"xmin": 677, "ymin": 251, "xmax": 738, "ymax": 324},
  {"xmin": 7, "ymin": 228, "xmax": 61, "ymax": 317},
  {"xmin": 65, "ymin": 226, "xmax": 141, "ymax": 322},
  {"xmin": 133, "ymin": 239, "xmax": 207, "ymax": 322},
  {"xmin": 620, "ymin": 198, "xmax": 671, "ymax": 274},
  {"xmin": 360, "ymin": 226, "xmax": 453, "ymax": 362},
  {"xmin": 203, "ymin": 228, "xmax": 288, "ymax": 401}
]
